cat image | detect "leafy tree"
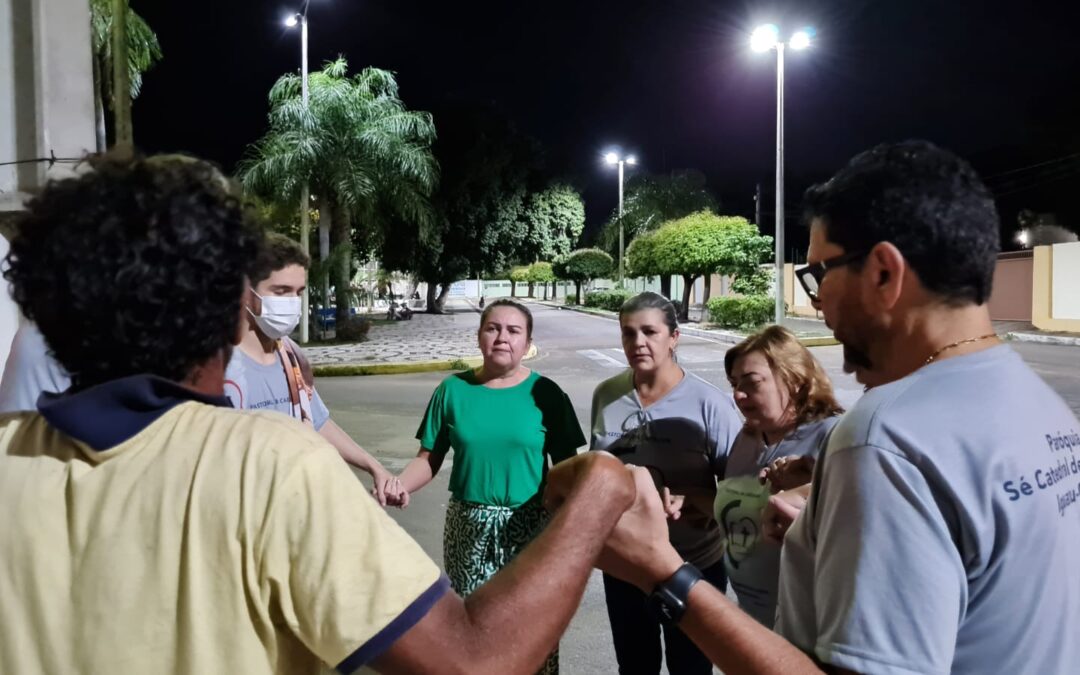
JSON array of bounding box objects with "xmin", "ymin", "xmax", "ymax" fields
[
  {"xmin": 527, "ymin": 261, "xmax": 555, "ymax": 300},
  {"xmin": 381, "ymin": 105, "xmax": 542, "ymax": 312},
  {"xmin": 598, "ymin": 170, "xmax": 718, "ymax": 298},
  {"xmin": 631, "ymin": 211, "xmax": 772, "ymax": 321},
  {"xmin": 509, "ymin": 265, "xmax": 530, "ymax": 298},
  {"xmin": 554, "ymin": 249, "xmax": 614, "ymax": 305},
  {"xmin": 240, "ymin": 58, "xmax": 438, "ymax": 325},
  {"xmin": 90, "ymin": 0, "xmax": 161, "ymax": 151},
  {"xmin": 521, "ymin": 183, "xmax": 586, "ymax": 262}
]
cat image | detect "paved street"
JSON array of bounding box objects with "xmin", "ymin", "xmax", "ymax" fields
[{"xmin": 317, "ymin": 302, "xmax": 1080, "ymax": 674}]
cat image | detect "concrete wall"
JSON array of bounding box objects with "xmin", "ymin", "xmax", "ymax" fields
[
  {"xmin": 0, "ymin": 0, "xmax": 95, "ymax": 211},
  {"xmin": 1033, "ymin": 243, "xmax": 1080, "ymax": 332},
  {"xmin": 987, "ymin": 252, "xmax": 1033, "ymax": 322}
]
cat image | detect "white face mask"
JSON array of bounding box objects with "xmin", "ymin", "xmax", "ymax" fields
[{"xmin": 249, "ymin": 292, "xmax": 302, "ymax": 340}]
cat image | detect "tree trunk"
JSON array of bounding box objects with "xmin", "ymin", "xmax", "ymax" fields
[
  {"xmin": 509, "ymin": 279, "xmax": 516, "ymax": 297},
  {"xmin": 92, "ymin": 55, "xmax": 107, "ymax": 152},
  {"xmin": 575, "ymin": 281, "xmax": 582, "ymax": 305},
  {"xmin": 660, "ymin": 275, "xmax": 672, "ymax": 300},
  {"xmin": 425, "ymin": 281, "xmax": 440, "ymax": 313},
  {"xmin": 111, "ymin": 0, "xmax": 132, "ymax": 153},
  {"xmin": 435, "ymin": 283, "xmax": 451, "ymax": 312},
  {"xmin": 330, "ymin": 203, "xmax": 352, "ymax": 327},
  {"xmin": 702, "ymin": 273, "xmax": 712, "ymax": 305},
  {"xmin": 318, "ymin": 198, "xmax": 331, "ymax": 311},
  {"xmin": 527, "ymin": 281, "xmax": 535, "ymax": 298},
  {"xmin": 680, "ymin": 274, "xmax": 696, "ymax": 322},
  {"xmin": 542, "ymin": 283, "xmax": 549, "ymax": 301}
]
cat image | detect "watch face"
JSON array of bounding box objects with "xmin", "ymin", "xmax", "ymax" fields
[{"xmin": 649, "ymin": 588, "xmax": 685, "ymax": 624}]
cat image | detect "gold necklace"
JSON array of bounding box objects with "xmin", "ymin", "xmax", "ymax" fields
[{"xmin": 924, "ymin": 333, "xmax": 998, "ymax": 365}]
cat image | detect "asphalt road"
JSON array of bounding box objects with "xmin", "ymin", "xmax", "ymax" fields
[{"xmin": 317, "ymin": 302, "xmax": 1080, "ymax": 674}]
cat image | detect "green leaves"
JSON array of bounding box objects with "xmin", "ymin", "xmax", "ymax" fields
[
  {"xmin": 553, "ymin": 248, "xmax": 614, "ymax": 281},
  {"xmin": 626, "ymin": 210, "xmax": 772, "ymax": 285}
]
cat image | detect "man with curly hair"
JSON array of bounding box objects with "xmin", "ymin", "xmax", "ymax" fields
[
  {"xmin": 0, "ymin": 155, "xmax": 641, "ymax": 674},
  {"xmin": 226, "ymin": 232, "xmax": 400, "ymax": 504}
]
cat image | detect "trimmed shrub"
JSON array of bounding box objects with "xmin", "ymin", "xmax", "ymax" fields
[
  {"xmin": 706, "ymin": 295, "xmax": 774, "ymax": 330},
  {"xmin": 583, "ymin": 288, "xmax": 633, "ymax": 312}
]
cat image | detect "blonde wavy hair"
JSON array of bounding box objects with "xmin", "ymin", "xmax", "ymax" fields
[{"xmin": 724, "ymin": 325, "xmax": 844, "ymax": 426}]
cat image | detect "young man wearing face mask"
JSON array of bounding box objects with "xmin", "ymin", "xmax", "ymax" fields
[{"xmin": 226, "ymin": 233, "xmax": 400, "ymax": 504}]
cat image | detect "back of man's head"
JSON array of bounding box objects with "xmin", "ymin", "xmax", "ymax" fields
[
  {"xmin": 3, "ymin": 156, "xmax": 263, "ymax": 390},
  {"xmin": 803, "ymin": 140, "xmax": 1000, "ymax": 305},
  {"xmin": 248, "ymin": 232, "xmax": 310, "ymax": 286}
]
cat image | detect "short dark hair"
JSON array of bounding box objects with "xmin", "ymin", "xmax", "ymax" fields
[
  {"xmin": 248, "ymin": 233, "xmax": 310, "ymax": 285},
  {"xmin": 802, "ymin": 140, "xmax": 1000, "ymax": 305},
  {"xmin": 480, "ymin": 299, "xmax": 533, "ymax": 339},
  {"xmin": 3, "ymin": 156, "xmax": 263, "ymax": 389},
  {"xmin": 619, "ymin": 292, "xmax": 678, "ymax": 335}
]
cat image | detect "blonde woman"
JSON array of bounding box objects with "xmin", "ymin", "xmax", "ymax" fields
[{"xmin": 716, "ymin": 325, "xmax": 843, "ymax": 627}]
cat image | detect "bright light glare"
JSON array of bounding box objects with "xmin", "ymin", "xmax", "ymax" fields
[
  {"xmin": 284, "ymin": 14, "xmax": 299, "ymax": 27},
  {"xmin": 605, "ymin": 152, "xmax": 619, "ymax": 165},
  {"xmin": 751, "ymin": 24, "xmax": 780, "ymax": 52},
  {"xmin": 790, "ymin": 30, "xmax": 811, "ymax": 50},
  {"xmin": 1016, "ymin": 229, "xmax": 1031, "ymax": 246},
  {"xmin": 626, "ymin": 155, "xmax": 637, "ymax": 166}
]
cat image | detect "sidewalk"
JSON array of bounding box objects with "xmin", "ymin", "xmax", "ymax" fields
[{"xmin": 302, "ymin": 298, "xmax": 485, "ymax": 375}]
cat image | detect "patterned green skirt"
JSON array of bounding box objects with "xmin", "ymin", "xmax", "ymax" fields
[{"xmin": 444, "ymin": 497, "xmax": 558, "ymax": 675}]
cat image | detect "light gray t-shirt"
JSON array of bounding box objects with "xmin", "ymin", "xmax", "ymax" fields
[
  {"xmin": 0, "ymin": 322, "xmax": 71, "ymax": 413},
  {"xmin": 591, "ymin": 369, "xmax": 742, "ymax": 569},
  {"xmin": 224, "ymin": 347, "xmax": 330, "ymax": 431},
  {"xmin": 715, "ymin": 417, "xmax": 837, "ymax": 627},
  {"xmin": 777, "ymin": 346, "xmax": 1080, "ymax": 674}
]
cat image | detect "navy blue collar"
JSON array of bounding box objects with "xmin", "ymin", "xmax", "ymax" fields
[{"xmin": 37, "ymin": 374, "xmax": 233, "ymax": 451}]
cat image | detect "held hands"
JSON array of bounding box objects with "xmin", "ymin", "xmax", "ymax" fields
[
  {"xmin": 759, "ymin": 455, "xmax": 816, "ymax": 493},
  {"xmin": 372, "ymin": 470, "xmax": 410, "ymax": 509},
  {"xmin": 763, "ymin": 486, "xmax": 810, "ymax": 543},
  {"xmin": 661, "ymin": 487, "xmax": 685, "ymax": 521},
  {"xmin": 542, "ymin": 451, "xmax": 635, "ymax": 515}
]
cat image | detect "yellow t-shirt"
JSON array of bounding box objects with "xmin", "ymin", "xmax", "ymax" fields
[{"xmin": 0, "ymin": 402, "xmax": 445, "ymax": 674}]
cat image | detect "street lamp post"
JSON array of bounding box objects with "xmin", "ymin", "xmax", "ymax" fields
[
  {"xmin": 752, "ymin": 24, "xmax": 812, "ymax": 325},
  {"xmin": 605, "ymin": 151, "xmax": 637, "ymax": 285},
  {"xmin": 286, "ymin": 2, "xmax": 312, "ymax": 343}
]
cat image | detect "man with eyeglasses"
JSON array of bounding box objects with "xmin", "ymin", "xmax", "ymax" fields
[{"xmin": 591, "ymin": 140, "xmax": 1080, "ymax": 674}]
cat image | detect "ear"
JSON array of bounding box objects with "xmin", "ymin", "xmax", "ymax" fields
[{"xmin": 865, "ymin": 242, "xmax": 906, "ymax": 310}]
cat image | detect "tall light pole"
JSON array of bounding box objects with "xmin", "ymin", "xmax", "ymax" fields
[
  {"xmin": 605, "ymin": 151, "xmax": 637, "ymax": 285},
  {"xmin": 286, "ymin": 2, "xmax": 312, "ymax": 342},
  {"xmin": 752, "ymin": 24, "xmax": 812, "ymax": 324}
]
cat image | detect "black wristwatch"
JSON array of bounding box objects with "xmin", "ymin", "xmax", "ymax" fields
[{"xmin": 646, "ymin": 562, "xmax": 702, "ymax": 624}]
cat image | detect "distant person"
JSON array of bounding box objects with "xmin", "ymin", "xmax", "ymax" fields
[
  {"xmin": 0, "ymin": 154, "xmax": 642, "ymax": 674},
  {"xmin": 590, "ymin": 291, "xmax": 742, "ymax": 675},
  {"xmin": 225, "ymin": 233, "xmax": 399, "ymax": 504},
  {"xmin": 391, "ymin": 299, "xmax": 585, "ymax": 674},
  {"xmin": 589, "ymin": 140, "xmax": 1080, "ymax": 674},
  {"xmin": 0, "ymin": 320, "xmax": 70, "ymax": 413},
  {"xmin": 714, "ymin": 325, "xmax": 842, "ymax": 627}
]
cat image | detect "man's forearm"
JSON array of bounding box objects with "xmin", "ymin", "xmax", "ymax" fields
[{"xmin": 678, "ymin": 582, "xmax": 822, "ymax": 674}]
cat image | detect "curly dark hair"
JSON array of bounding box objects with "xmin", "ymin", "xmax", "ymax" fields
[
  {"xmin": 248, "ymin": 232, "xmax": 310, "ymax": 285},
  {"xmin": 803, "ymin": 140, "xmax": 1000, "ymax": 305},
  {"xmin": 3, "ymin": 156, "xmax": 264, "ymax": 389}
]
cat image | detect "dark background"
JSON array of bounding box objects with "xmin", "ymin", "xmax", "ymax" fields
[{"xmin": 132, "ymin": 0, "xmax": 1080, "ymax": 256}]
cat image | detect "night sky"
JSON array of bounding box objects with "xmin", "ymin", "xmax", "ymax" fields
[{"xmin": 132, "ymin": 0, "xmax": 1080, "ymax": 255}]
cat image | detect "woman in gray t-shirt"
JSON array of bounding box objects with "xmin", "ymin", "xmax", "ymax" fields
[
  {"xmin": 716, "ymin": 325, "xmax": 843, "ymax": 627},
  {"xmin": 590, "ymin": 293, "xmax": 741, "ymax": 675}
]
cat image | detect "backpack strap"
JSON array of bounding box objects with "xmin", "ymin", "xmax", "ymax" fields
[{"xmin": 276, "ymin": 339, "xmax": 314, "ymax": 426}]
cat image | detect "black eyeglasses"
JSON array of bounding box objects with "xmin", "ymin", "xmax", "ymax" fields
[{"xmin": 795, "ymin": 250, "xmax": 869, "ymax": 302}]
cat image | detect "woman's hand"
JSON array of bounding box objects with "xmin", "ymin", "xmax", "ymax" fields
[
  {"xmin": 759, "ymin": 455, "xmax": 816, "ymax": 493},
  {"xmin": 763, "ymin": 484, "xmax": 811, "ymax": 542},
  {"xmin": 373, "ymin": 472, "xmax": 410, "ymax": 509},
  {"xmin": 660, "ymin": 487, "xmax": 685, "ymax": 521}
]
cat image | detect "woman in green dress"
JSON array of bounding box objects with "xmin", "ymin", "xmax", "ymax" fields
[{"xmin": 393, "ymin": 299, "xmax": 584, "ymax": 674}]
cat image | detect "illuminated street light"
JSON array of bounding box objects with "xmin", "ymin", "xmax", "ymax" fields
[
  {"xmin": 604, "ymin": 151, "xmax": 638, "ymax": 285},
  {"xmin": 751, "ymin": 23, "xmax": 814, "ymax": 323}
]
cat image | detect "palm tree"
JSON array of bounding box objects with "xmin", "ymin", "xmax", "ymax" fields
[
  {"xmin": 240, "ymin": 58, "xmax": 438, "ymax": 327},
  {"xmin": 89, "ymin": 0, "xmax": 163, "ymax": 151}
]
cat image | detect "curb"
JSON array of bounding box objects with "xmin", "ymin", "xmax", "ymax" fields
[
  {"xmin": 312, "ymin": 343, "xmax": 539, "ymax": 377},
  {"xmin": 536, "ymin": 301, "xmax": 838, "ymax": 347},
  {"xmin": 1005, "ymin": 331, "xmax": 1080, "ymax": 347}
]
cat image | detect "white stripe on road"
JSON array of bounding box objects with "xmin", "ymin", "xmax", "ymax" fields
[{"xmin": 578, "ymin": 349, "xmax": 626, "ymax": 368}]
